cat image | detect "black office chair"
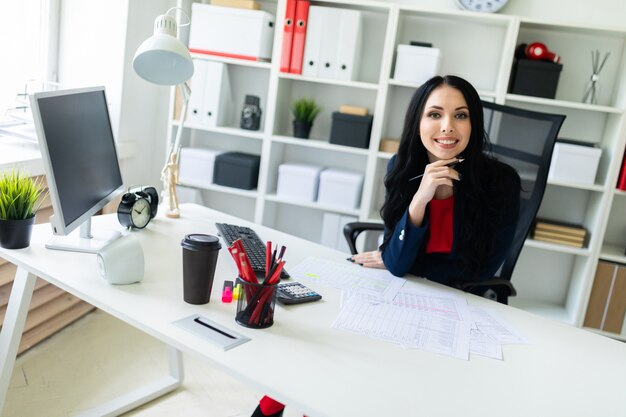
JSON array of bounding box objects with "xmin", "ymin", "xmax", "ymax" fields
[{"xmin": 344, "ymin": 101, "xmax": 565, "ymax": 304}]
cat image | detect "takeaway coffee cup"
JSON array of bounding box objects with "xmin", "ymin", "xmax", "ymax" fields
[{"xmin": 181, "ymin": 234, "xmax": 221, "ymax": 304}]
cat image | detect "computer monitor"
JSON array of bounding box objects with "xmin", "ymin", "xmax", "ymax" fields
[{"xmin": 30, "ymin": 86, "xmax": 125, "ymax": 253}]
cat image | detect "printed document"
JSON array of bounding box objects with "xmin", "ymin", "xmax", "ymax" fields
[
  {"xmin": 332, "ymin": 292, "xmax": 471, "ymax": 360},
  {"xmin": 289, "ymin": 257, "xmax": 406, "ymax": 301}
]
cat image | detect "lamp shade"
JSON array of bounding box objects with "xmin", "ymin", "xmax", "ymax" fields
[{"xmin": 133, "ymin": 14, "xmax": 194, "ymax": 86}]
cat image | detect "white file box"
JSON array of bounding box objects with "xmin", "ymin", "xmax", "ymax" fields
[
  {"xmin": 393, "ymin": 44, "xmax": 441, "ymax": 85},
  {"xmin": 317, "ymin": 168, "xmax": 364, "ymax": 209},
  {"xmin": 302, "ymin": 6, "xmax": 362, "ymax": 81},
  {"xmin": 320, "ymin": 212, "xmax": 356, "ymax": 253},
  {"xmin": 548, "ymin": 142, "xmax": 602, "ymax": 185},
  {"xmin": 276, "ymin": 163, "xmax": 324, "ymax": 202},
  {"xmin": 178, "ymin": 147, "xmax": 225, "ymax": 188},
  {"xmin": 189, "ymin": 4, "xmax": 275, "ymax": 61},
  {"xmin": 187, "ymin": 60, "xmax": 233, "ymax": 127},
  {"xmin": 334, "ymin": 9, "xmax": 362, "ymax": 81}
]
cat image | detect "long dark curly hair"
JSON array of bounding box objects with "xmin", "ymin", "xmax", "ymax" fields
[{"xmin": 380, "ymin": 75, "xmax": 519, "ymax": 278}]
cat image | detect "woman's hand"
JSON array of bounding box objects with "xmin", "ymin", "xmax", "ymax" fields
[
  {"xmin": 350, "ymin": 250, "xmax": 385, "ymax": 269},
  {"xmin": 408, "ymin": 158, "xmax": 461, "ymax": 226}
]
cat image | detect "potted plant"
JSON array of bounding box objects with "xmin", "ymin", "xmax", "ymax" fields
[
  {"xmin": 291, "ymin": 97, "xmax": 322, "ymax": 139},
  {"xmin": 0, "ymin": 170, "xmax": 45, "ymax": 249}
]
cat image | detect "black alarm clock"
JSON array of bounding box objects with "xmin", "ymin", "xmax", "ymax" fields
[
  {"xmin": 117, "ymin": 186, "xmax": 158, "ymax": 229},
  {"xmin": 240, "ymin": 95, "xmax": 261, "ymax": 131}
]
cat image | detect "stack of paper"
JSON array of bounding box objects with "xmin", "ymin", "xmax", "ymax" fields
[{"xmin": 290, "ymin": 257, "xmax": 529, "ymax": 361}]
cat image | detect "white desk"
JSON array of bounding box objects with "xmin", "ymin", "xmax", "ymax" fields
[{"xmin": 1, "ymin": 204, "xmax": 626, "ymax": 417}]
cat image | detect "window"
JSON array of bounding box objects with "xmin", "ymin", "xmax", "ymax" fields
[{"xmin": 0, "ymin": 0, "xmax": 58, "ymax": 117}]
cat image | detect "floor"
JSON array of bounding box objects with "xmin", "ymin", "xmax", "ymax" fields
[{"xmin": 3, "ymin": 309, "xmax": 303, "ymax": 417}]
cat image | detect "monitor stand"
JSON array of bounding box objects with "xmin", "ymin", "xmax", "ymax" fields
[{"xmin": 45, "ymin": 218, "xmax": 122, "ymax": 254}]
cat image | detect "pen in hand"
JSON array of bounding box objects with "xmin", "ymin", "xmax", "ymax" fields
[{"xmin": 408, "ymin": 158, "xmax": 464, "ymax": 182}]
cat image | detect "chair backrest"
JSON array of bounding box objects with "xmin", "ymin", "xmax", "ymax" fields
[{"xmin": 481, "ymin": 101, "xmax": 565, "ymax": 283}]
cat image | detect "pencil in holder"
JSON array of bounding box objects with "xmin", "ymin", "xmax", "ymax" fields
[{"xmin": 235, "ymin": 277, "xmax": 278, "ymax": 329}]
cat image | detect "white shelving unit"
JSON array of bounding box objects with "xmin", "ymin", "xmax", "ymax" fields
[{"xmin": 167, "ymin": 0, "xmax": 626, "ymax": 339}]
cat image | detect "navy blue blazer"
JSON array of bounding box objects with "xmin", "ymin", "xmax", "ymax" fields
[{"xmin": 380, "ymin": 156, "xmax": 520, "ymax": 286}]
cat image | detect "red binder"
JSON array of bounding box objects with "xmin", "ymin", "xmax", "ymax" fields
[
  {"xmin": 289, "ymin": 0, "xmax": 310, "ymax": 74},
  {"xmin": 280, "ymin": 0, "xmax": 297, "ymax": 73},
  {"xmin": 618, "ymin": 152, "xmax": 626, "ymax": 191}
]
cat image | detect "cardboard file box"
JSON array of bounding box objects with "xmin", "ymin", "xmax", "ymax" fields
[
  {"xmin": 509, "ymin": 59, "xmax": 562, "ymax": 99},
  {"xmin": 276, "ymin": 163, "xmax": 324, "ymax": 202},
  {"xmin": 548, "ymin": 142, "xmax": 602, "ymax": 185},
  {"xmin": 583, "ymin": 261, "xmax": 626, "ymax": 334},
  {"xmin": 189, "ymin": 4, "xmax": 275, "ymax": 61},
  {"xmin": 178, "ymin": 147, "xmax": 225, "ymax": 188},
  {"xmin": 317, "ymin": 169, "xmax": 364, "ymax": 209},
  {"xmin": 213, "ymin": 152, "xmax": 261, "ymax": 190},
  {"xmin": 393, "ymin": 44, "xmax": 441, "ymax": 85},
  {"xmin": 329, "ymin": 112, "xmax": 373, "ymax": 149}
]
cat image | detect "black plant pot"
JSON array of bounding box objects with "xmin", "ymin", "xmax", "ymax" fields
[
  {"xmin": 0, "ymin": 216, "xmax": 35, "ymax": 249},
  {"xmin": 293, "ymin": 120, "xmax": 312, "ymax": 139}
]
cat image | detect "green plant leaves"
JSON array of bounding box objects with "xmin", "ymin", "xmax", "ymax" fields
[
  {"xmin": 291, "ymin": 97, "xmax": 322, "ymax": 123},
  {"xmin": 0, "ymin": 170, "xmax": 45, "ymax": 220}
]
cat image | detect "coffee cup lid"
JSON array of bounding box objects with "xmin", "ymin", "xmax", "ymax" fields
[{"xmin": 181, "ymin": 234, "xmax": 221, "ymax": 250}]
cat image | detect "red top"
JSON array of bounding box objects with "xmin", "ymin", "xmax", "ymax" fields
[{"xmin": 426, "ymin": 195, "xmax": 454, "ymax": 254}]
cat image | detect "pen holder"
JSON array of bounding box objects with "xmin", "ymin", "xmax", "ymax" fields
[{"xmin": 235, "ymin": 277, "xmax": 278, "ymax": 329}]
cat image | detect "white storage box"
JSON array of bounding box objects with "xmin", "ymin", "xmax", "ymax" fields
[
  {"xmin": 178, "ymin": 147, "xmax": 225, "ymax": 188},
  {"xmin": 189, "ymin": 4, "xmax": 275, "ymax": 61},
  {"xmin": 276, "ymin": 163, "xmax": 325, "ymax": 202},
  {"xmin": 393, "ymin": 44, "xmax": 441, "ymax": 85},
  {"xmin": 317, "ymin": 169, "xmax": 364, "ymax": 209},
  {"xmin": 548, "ymin": 142, "xmax": 602, "ymax": 185},
  {"xmin": 320, "ymin": 212, "xmax": 356, "ymax": 253}
]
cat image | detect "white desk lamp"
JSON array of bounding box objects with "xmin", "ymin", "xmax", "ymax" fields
[{"xmin": 133, "ymin": 8, "xmax": 194, "ymax": 218}]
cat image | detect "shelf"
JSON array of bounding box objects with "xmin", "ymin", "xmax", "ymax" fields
[
  {"xmin": 505, "ymin": 94, "xmax": 623, "ymax": 114},
  {"xmin": 272, "ymin": 135, "xmax": 370, "ymax": 156},
  {"xmin": 190, "ymin": 52, "xmax": 272, "ymax": 70},
  {"xmin": 584, "ymin": 327, "xmax": 626, "ymax": 342},
  {"xmin": 387, "ymin": 78, "xmax": 497, "ymax": 100},
  {"xmin": 177, "ymin": 181, "xmax": 258, "ymax": 198},
  {"xmin": 278, "ymin": 73, "xmax": 379, "ymax": 90},
  {"xmin": 173, "ymin": 121, "xmax": 265, "ymax": 140},
  {"xmin": 546, "ymin": 178, "xmax": 605, "ymax": 192},
  {"xmin": 614, "ymin": 189, "xmax": 626, "ymax": 197},
  {"xmin": 377, "ymin": 151, "xmax": 394, "ymax": 160},
  {"xmin": 599, "ymin": 243, "xmax": 626, "ymax": 264},
  {"xmin": 524, "ymin": 238, "xmax": 591, "ymax": 256},
  {"xmin": 264, "ymin": 193, "xmax": 360, "ymax": 216},
  {"xmin": 508, "ymin": 298, "xmax": 574, "ymax": 325}
]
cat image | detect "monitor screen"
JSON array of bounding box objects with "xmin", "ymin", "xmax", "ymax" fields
[{"xmin": 30, "ymin": 86, "xmax": 124, "ymax": 251}]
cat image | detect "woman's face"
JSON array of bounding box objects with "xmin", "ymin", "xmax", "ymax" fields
[{"xmin": 419, "ymin": 85, "xmax": 471, "ymax": 162}]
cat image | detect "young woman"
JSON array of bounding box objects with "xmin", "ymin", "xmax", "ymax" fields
[
  {"xmin": 251, "ymin": 75, "xmax": 521, "ymax": 417},
  {"xmin": 352, "ymin": 75, "xmax": 521, "ymax": 288}
]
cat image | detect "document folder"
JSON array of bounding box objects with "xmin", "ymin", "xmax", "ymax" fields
[
  {"xmin": 301, "ymin": 5, "xmax": 323, "ymax": 77},
  {"xmin": 280, "ymin": 0, "xmax": 297, "ymax": 73},
  {"xmin": 289, "ymin": 0, "xmax": 310, "ymax": 74}
]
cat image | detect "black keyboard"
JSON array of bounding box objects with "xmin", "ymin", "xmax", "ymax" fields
[{"xmin": 215, "ymin": 222, "xmax": 290, "ymax": 279}]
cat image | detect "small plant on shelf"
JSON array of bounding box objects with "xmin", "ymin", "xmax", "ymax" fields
[
  {"xmin": 0, "ymin": 170, "xmax": 46, "ymax": 249},
  {"xmin": 291, "ymin": 97, "xmax": 321, "ymax": 139}
]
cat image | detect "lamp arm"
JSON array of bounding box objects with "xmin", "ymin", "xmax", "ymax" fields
[
  {"xmin": 161, "ymin": 82, "xmax": 191, "ymax": 181},
  {"xmin": 171, "ymin": 82, "xmax": 190, "ymax": 163}
]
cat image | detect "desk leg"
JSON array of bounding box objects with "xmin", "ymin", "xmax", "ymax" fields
[
  {"xmin": 0, "ymin": 267, "xmax": 37, "ymax": 413},
  {"xmin": 73, "ymin": 346, "xmax": 184, "ymax": 417}
]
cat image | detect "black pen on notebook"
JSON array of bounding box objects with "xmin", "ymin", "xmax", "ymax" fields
[{"xmin": 408, "ymin": 158, "xmax": 464, "ymax": 182}]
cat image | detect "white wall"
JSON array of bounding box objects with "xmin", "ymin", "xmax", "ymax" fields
[{"xmin": 57, "ymin": 0, "xmax": 172, "ymax": 189}]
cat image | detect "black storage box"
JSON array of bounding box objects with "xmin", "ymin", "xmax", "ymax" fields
[
  {"xmin": 509, "ymin": 58, "xmax": 563, "ymax": 99},
  {"xmin": 213, "ymin": 151, "xmax": 261, "ymax": 190},
  {"xmin": 329, "ymin": 112, "xmax": 373, "ymax": 149}
]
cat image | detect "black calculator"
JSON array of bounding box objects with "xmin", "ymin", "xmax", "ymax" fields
[{"xmin": 277, "ymin": 282, "xmax": 322, "ymax": 305}]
